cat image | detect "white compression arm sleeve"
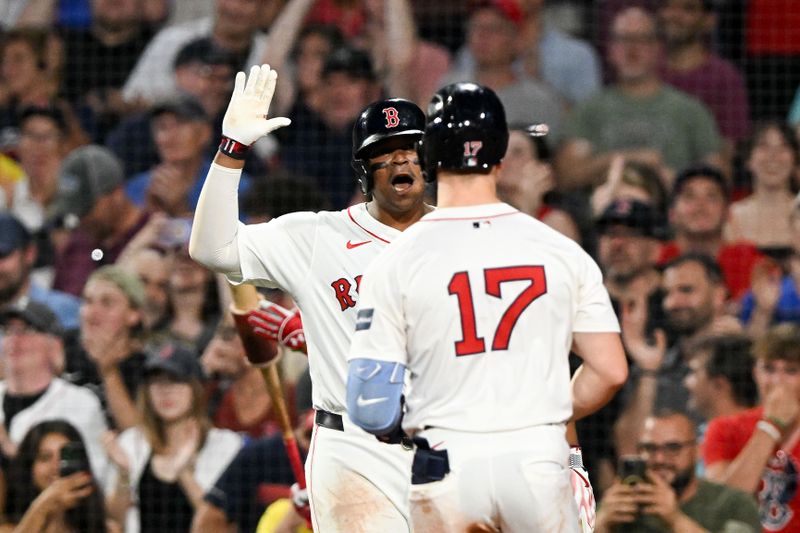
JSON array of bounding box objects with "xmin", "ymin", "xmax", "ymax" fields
[{"xmin": 188, "ymin": 162, "xmax": 244, "ymax": 276}]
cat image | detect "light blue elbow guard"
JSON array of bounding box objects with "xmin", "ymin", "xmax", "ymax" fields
[{"xmin": 346, "ymin": 358, "xmax": 405, "ymax": 435}]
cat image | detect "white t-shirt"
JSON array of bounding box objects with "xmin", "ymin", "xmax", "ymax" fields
[
  {"xmin": 348, "ymin": 203, "xmax": 620, "ymax": 432},
  {"xmin": 232, "ymin": 203, "xmax": 401, "ymax": 414}
]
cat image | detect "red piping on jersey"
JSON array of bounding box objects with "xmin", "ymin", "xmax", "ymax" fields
[
  {"xmin": 347, "ymin": 206, "xmax": 391, "ymax": 243},
  {"xmin": 419, "ymin": 210, "xmax": 520, "ymax": 222}
]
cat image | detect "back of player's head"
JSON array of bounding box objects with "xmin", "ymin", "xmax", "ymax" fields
[
  {"xmin": 418, "ymin": 82, "xmax": 508, "ymax": 181},
  {"xmin": 351, "ymin": 98, "xmax": 425, "ymax": 195}
]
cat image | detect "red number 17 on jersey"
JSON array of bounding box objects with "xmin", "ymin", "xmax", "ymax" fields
[{"xmin": 448, "ymin": 265, "xmax": 547, "ymax": 357}]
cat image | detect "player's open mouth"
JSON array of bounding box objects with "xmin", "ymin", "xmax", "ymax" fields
[{"xmin": 391, "ymin": 174, "xmax": 414, "ymax": 193}]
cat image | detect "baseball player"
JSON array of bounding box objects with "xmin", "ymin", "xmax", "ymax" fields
[
  {"xmin": 189, "ymin": 65, "xmax": 431, "ymax": 532},
  {"xmin": 346, "ymin": 82, "xmax": 629, "ymax": 533}
]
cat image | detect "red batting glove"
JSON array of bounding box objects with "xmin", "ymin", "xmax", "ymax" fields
[
  {"xmin": 291, "ymin": 482, "xmax": 312, "ymax": 527},
  {"xmin": 247, "ymin": 301, "xmax": 307, "ymax": 354},
  {"xmin": 570, "ymin": 447, "xmax": 596, "ymax": 532}
]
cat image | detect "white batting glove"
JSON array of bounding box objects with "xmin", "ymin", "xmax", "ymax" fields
[
  {"xmin": 570, "ymin": 447, "xmax": 596, "ymax": 533},
  {"xmin": 290, "ymin": 482, "xmax": 311, "ymax": 523},
  {"xmin": 222, "ymin": 64, "xmax": 291, "ymax": 146}
]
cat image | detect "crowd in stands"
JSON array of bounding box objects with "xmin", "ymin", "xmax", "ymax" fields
[{"xmin": 0, "ymin": 0, "xmax": 798, "ymax": 531}]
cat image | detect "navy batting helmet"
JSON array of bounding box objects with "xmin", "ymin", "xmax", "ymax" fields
[
  {"xmin": 351, "ymin": 98, "xmax": 425, "ymax": 195},
  {"xmin": 419, "ymin": 83, "xmax": 508, "ymax": 181}
]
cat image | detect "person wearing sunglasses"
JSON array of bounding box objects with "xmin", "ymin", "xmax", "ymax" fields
[{"xmin": 595, "ymin": 409, "xmax": 759, "ymax": 533}]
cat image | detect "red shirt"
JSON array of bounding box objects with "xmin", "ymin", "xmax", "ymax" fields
[
  {"xmin": 658, "ymin": 241, "xmax": 762, "ymax": 300},
  {"xmin": 704, "ymin": 407, "xmax": 800, "ymax": 532}
]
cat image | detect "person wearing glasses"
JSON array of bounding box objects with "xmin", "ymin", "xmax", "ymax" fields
[{"xmin": 596, "ymin": 409, "xmax": 759, "ymax": 533}]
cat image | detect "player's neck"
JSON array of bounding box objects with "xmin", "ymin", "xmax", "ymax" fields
[{"xmin": 436, "ymin": 171, "xmax": 500, "ymax": 208}]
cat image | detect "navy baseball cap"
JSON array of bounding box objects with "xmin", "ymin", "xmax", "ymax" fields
[
  {"xmin": 0, "ymin": 299, "xmax": 64, "ymax": 338},
  {"xmin": 596, "ymin": 199, "xmax": 666, "ymax": 240},
  {"xmin": 145, "ymin": 342, "xmax": 203, "ymax": 382},
  {"xmin": 0, "ymin": 214, "xmax": 31, "ymax": 258},
  {"xmin": 322, "ymin": 46, "xmax": 375, "ymax": 81}
]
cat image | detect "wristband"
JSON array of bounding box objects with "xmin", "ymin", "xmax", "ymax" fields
[
  {"xmin": 757, "ymin": 419, "xmax": 782, "ymax": 442},
  {"xmin": 219, "ymin": 136, "xmax": 250, "ymax": 160},
  {"xmin": 767, "ymin": 415, "xmax": 789, "ymax": 432}
]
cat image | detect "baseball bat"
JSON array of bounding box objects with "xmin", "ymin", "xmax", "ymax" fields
[{"xmin": 228, "ymin": 282, "xmax": 307, "ymax": 489}]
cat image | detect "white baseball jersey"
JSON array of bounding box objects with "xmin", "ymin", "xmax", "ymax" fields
[
  {"xmin": 348, "ymin": 202, "xmax": 620, "ymax": 432},
  {"xmin": 230, "ymin": 202, "xmax": 401, "ymax": 414}
]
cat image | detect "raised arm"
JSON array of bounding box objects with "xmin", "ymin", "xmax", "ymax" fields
[{"xmin": 188, "ymin": 65, "xmax": 291, "ymax": 275}]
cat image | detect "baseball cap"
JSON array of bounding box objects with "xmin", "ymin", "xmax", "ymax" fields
[
  {"xmin": 144, "ymin": 342, "xmax": 203, "ymax": 382},
  {"xmin": 0, "ymin": 214, "xmax": 31, "ymax": 258},
  {"xmin": 173, "ymin": 37, "xmax": 237, "ymax": 70},
  {"xmin": 151, "ymin": 95, "xmax": 209, "ymax": 123},
  {"xmin": 469, "ymin": 0, "xmax": 525, "ymax": 28},
  {"xmin": 0, "ymin": 299, "xmax": 64, "ymax": 338},
  {"xmin": 50, "ymin": 145, "xmax": 125, "ymax": 220},
  {"xmin": 596, "ymin": 199, "xmax": 665, "ymax": 240},
  {"xmin": 87, "ymin": 265, "xmax": 146, "ymax": 310},
  {"xmin": 322, "ymin": 46, "xmax": 375, "ymax": 81}
]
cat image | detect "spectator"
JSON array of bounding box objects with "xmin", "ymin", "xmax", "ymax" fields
[
  {"xmin": 704, "ymin": 324, "xmax": 800, "ymax": 532},
  {"xmin": 726, "ymin": 122, "xmax": 799, "ymax": 249},
  {"xmin": 0, "ymin": 420, "xmax": 106, "ymax": 533},
  {"xmin": 125, "ymin": 96, "xmax": 251, "ymax": 217},
  {"xmin": 498, "ymin": 124, "xmax": 585, "ymax": 243},
  {"xmin": 596, "ymin": 410, "xmax": 759, "ymax": 533},
  {"xmin": 121, "ymin": 0, "xmax": 269, "ymax": 104},
  {"xmin": 107, "ymin": 36, "xmax": 239, "ymax": 177},
  {"xmin": 442, "ymin": 0, "xmax": 563, "ymax": 135},
  {"xmin": 279, "ymin": 46, "xmax": 380, "ymax": 208},
  {"xmin": 201, "ymin": 320, "xmax": 281, "ymax": 439},
  {"xmin": 591, "ymin": 157, "xmax": 668, "ymax": 217},
  {"xmin": 660, "ymin": 165, "xmax": 762, "ymax": 300},
  {"xmin": 192, "ymin": 412, "xmax": 311, "ymax": 533},
  {"xmin": 684, "ymin": 334, "xmax": 757, "ymax": 422},
  {"xmin": 556, "ymin": 7, "xmax": 723, "ymax": 190},
  {"xmin": 0, "ymin": 28, "xmax": 59, "ymax": 150},
  {"xmin": 71, "ymin": 266, "xmax": 148, "ymax": 431},
  {"xmin": 615, "ymin": 253, "xmax": 737, "ymax": 455},
  {"xmin": 3, "ymin": 420, "xmax": 106, "ymax": 533},
  {"xmin": 0, "ymin": 213, "xmax": 80, "ymax": 331},
  {"xmin": 454, "ymin": 0, "xmax": 601, "ymax": 107},
  {"xmin": 51, "ymin": 145, "xmax": 149, "ymax": 296},
  {"xmin": 658, "ymin": 0, "xmax": 750, "ymax": 155},
  {"xmin": 104, "ymin": 343, "xmax": 241, "ymax": 533},
  {"xmin": 5, "ymin": 106, "xmax": 74, "ymax": 233},
  {"xmin": 117, "ymin": 243, "xmax": 171, "ymax": 331},
  {"xmin": 0, "ymin": 300, "xmax": 110, "ymax": 487},
  {"xmin": 60, "ymin": 0, "xmax": 157, "ymax": 141},
  {"xmin": 740, "ymin": 199, "xmax": 800, "ymax": 336}
]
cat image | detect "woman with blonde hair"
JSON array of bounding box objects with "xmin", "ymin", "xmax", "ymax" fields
[{"xmin": 104, "ymin": 342, "xmax": 241, "ymax": 532}]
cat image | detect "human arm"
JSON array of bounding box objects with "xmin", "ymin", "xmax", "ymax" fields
[
  {"xmin": 380, "ymin": 0, "xmax": 417, "ymax": 101},
  {"xmin": 102, "ymin": 433, "xmax": 133, "ymax": 525},
  {"xmin": 190, "ymin": 502, "xmax": 236, "ymax": 533},
  {"xmin": 571, "ymin": 332, "xmax": 628, "ymax": 421},
  {"xmin": 11, "ymin": 473, "xmax": 95, "ymax": 533},
  {"xmin": 188, "ymin": 65, "xmax": 291, "ymax": 274},
  {"xmin": 635, "ymin": 471, "xmax": 709, "ymax": 533},
  {"xmin": 82, "ymin": 335, "xmax": 139, "ymax": 430},
  {"xmin": 745, "ymin": 260, "xmax": 781, "ymax": 338},
  {"xmin": 706, "ymin": 386, "xmax": 798, "ymax": 493},
  {"xmin": 247, "ymin": 301, "xmax": 307, "ymax": 354},
  {"xmin": 593, "ymin": 480, "xmax": 640, "ymax": 533}
]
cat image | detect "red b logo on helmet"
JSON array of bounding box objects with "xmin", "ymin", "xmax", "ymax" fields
[{"xmin": 382, "ymin": 107, "xmax": 400, "ymax": 128}]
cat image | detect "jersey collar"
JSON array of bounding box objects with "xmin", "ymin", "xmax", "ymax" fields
[
  {"xmin": 346, "ymin": 202, "xmax": 402, "ymax": 244},
  {"xmin": 420, "ymin": 202, "xmax": 518, "ymax": 221}
]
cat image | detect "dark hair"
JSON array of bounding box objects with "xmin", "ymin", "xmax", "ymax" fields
[
  {"xmin": 663, "ymin": 252, "xmax": 724, "ymax": 285},
  {"xmin": 687, "ymin": 335, "xmax": 757, "ymax": 407},
  {"xmin": 241, "ymin": 170, "xmax": 330, "ymax": 219},
  {"xmin": 671, "ymin": 164, "xmax": 729, "ymax": 205},
  {"xmin": 291, "ymin": 24, "xmax": 345, "ymax": 62},
  {"xmin": 6, "ymin": 420, "xmax": 106, "ymax": 532},
  {"xmin": 754, "ymin": 323, "xmax": 800, "ymax": 364},
  {"xmin": 508, "ymin": 123, "xmax": 550, "ymax": 162},
  {"xmin": 1, "ymin": 28, "xmax": 49, "ymax": 71},
  {"xmin": 747, "ymin": 121, "xmax": 799, "ymax": 163},
  {"xmin": 18, "ymin": 104, "xmax": 69, "ymax": 136}
]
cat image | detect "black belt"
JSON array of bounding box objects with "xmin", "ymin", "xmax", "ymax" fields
[{"xmin": 315, "ymin": 410, "xmax": 344, "ymax": 431}]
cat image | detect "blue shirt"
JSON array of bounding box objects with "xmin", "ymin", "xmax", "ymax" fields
[
  {"xmin": 126, "ymin": 158, "xmax": 252, "ymax": 214},
  {"xmin": 740, "ymin": 275, "xmax": 800, "ymax": 325},
  {"xmin": 28, "ymin": 283, "xmax": 82, "ymax": 331}
]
